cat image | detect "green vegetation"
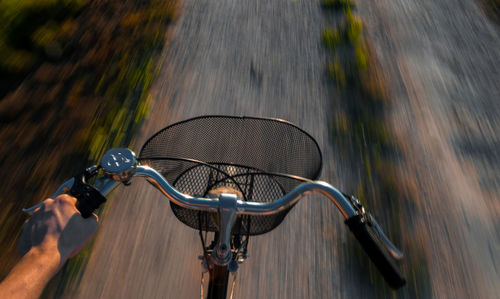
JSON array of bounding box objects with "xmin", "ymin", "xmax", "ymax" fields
[
  {"xmin": 320, "ymin": 0, "xmax": 355, "ymax": 9},
  {"xmin": 322, "ymin": 28, "xmax": 342, "ymax": 50},
  {"xmin": 321, "ymin": 10, "xmax": 362, "ymax": 48},
  {"xmin": 0, "ymin": 0, "xmax": 178, "ymax": 294},
  {"xmin": 328, "ymin": 56, "xmax": 346, "ymax": 88},
  {"xmin": 480, "ymin": 0, "xmax": 500, "ymax": 22},
  {"xmin": 0, "ymin": 0, "xmax": 86, "ymax": 74},
  {"xmin": 321, "ymin": 1, "xmax": 431, "ymax": 297},
  {"xmin": 322, "ymin": 8, "xmax": 387, "ymax": 102}
]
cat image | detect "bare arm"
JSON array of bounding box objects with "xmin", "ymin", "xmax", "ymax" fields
[
  {"xmin": 0, "ymin": 244, "xmax": 60, "ymax": 299},
  {"xmin": 0, "ymin": 195, "xmax": 98, "ymax": 299}
]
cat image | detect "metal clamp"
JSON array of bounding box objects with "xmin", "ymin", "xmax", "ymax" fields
[{"xmin": 213, "ymin": 193, "xmax": 238, "ymax": 265}]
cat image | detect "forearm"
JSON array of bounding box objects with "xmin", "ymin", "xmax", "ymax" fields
[
  {"xmin": 0, "ymin": 244, "xmax": 61, "ymax": 299},
  {"xmin": 2, "ymin": 195, "xmax": 98, "ymax": 298}
]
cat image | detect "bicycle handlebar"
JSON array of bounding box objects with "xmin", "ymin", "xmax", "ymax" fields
[
  {"xmin": 136, "ymin": 165, "xmax": 357, "ymax": 218},
  {"xmin": 22, "ymin": 147, "xmax": 406, "ymax": 289}
]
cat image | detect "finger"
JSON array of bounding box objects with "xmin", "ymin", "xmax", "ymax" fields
[
  {"xmin": 88, "ymin": 212, "xmax": 99, "ymax": 222},
  {"xmin": 42, "ymin": 198, "xmax": 55, "ymax": 210},
  {"xmin": 54, "ymin": 194, "xmax": 77, "ymax": 206},
  {"xmin": 45, "ymin": 198, "xmax": 55, "ymax": 204}
]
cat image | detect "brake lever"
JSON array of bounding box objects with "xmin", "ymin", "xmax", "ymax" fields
[
  {"xmin": 21, "ymin": 165, "xmax": 101, "ymax": 214},
  {"xmin": 346, "ymin": 194, "xmax": 403, "ymax": 260},
  {"xmin": 22, "ymin": 148, "xmax": 136, "ymax": 216},
  {"xmin": 22, "ymin": 177, "xmax": 76, "ymax": 213}
]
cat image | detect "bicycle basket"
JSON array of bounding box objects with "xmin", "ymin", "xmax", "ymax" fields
[{"xmin": 138, "ymin": 116, "xmax": 322, "ymax": 235}]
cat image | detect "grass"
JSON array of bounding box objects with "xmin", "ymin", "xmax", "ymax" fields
[
  {"xmin": 321, "ymin": 9, "xmax": 362, "ymax": 48},
  {"xmin": 0, "ymin": 0, "xmax": 178, "ymax": 293},
  {"xmin": 479, "ymin": 0, "xmax": 500, "ymax": 22},
  {"xmin": 323, "ymin": 8, "xmax": 387, "ymax": 101},
  {"xmin": 328, "ymin": 56, "xmax": 346, "ymax": 88},
  {"xmin": 320, "ymin": 0, "xmax": 356, "ymax": 9},
  {"xmin": 321, "ymin": 0, "xmax": 431, "ymax": 297},
  {"xmin": 0, "ymin": 0, "xmax": 86, "ymax": 75},
  {"xmin": 322, "ymin": 28, "xmax": 343, "ymax": 50}
]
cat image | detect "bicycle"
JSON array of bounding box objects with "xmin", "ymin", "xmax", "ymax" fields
[{"xmin": 24, "ymin": 116, "xmax": 406, "ymax": 298}]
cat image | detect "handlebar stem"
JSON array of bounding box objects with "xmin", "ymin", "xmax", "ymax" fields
[{"xmin": 214, "ymin": 193, "xmax": 239, "ymax": 265}]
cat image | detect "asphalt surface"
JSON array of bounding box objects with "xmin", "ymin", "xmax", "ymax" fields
[
  {"xmin": 73, "ymin": 0, "xmax": 355, "ymax": 298},
  {"xmin": 72, "ymin": 0, "xmax": 500, "ymax": 298},
  {"xmin": 358, "ymin": 0, "xmax": 500, "ymax": 297}
]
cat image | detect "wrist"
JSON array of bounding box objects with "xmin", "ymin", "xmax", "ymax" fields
[
  {"xmin": 0, "ymin": 240, "xmax": 62, "ymax": 299},
  {"xmin": 29, "ymin": 240, "xmax": 64, "ymax": 272}
]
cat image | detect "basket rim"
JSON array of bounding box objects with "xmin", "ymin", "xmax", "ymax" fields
[{"xmin": 138, "ymin": 115, "xmax": 323, "ymax": 180}]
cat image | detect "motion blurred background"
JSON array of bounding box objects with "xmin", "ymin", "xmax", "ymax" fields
[{"xmin": 0, "ymin": 0, "xmax": 498, "ymax": 298}]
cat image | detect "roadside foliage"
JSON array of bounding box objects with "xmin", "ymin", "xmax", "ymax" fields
[{"xmin": 0, "ymin": 0, "xmax": 177, "ymax": 295}]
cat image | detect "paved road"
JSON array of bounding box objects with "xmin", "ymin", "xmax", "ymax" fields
[
  {"xmin": 72, "ymin": 0, "xmax": 500, "ymax": 298},
  {"xmin": 358, "ymin": 0, "xmax": 500, "ymax": 297},
  {"xmin": 73, "ymin": 0, "xmax": 362, "ymax": 298}
]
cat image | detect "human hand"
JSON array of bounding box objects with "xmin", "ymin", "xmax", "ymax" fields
[
  {"xmin": 18, "ymin": 194, "xmax": 98, "ymax": 268},
  {"xmin": 0, "ymin": 195, "xmax": 97, "ymax": 298}
]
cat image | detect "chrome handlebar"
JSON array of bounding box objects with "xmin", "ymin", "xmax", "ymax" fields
[
  {"xmin": 24, "ymin": 164, "xmax": 358, "ymax": 218},
  {"xmin": 134, "ymin": 165, "xmax": 357, "ymax": 219},
  {"xmin": 22, "ymin": 148, "xmax": 402, "ymax": 264}
]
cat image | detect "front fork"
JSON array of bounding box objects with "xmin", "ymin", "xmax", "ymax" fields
[{"xmin": 199, "ymin": 244, "xmax": 246, "ymax": 299}]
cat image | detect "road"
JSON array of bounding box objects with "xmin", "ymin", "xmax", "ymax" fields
[
  {"xmin": 73, "ymin": 0, "xmax": 356, "ymax": 298},
  {"xmin": 71, "ymin": 0, "xmax": 500, "ymax": 298},
  {"xmin": 358, "ymin": 0, "xmax": 500, "ymax": 297}
]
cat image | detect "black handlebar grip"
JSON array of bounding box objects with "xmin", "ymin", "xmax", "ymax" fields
[
  {"xmin": 345, "ymin": 215, "xmax": 406, "ymax": 289},
  {"xmin": 70, "ymin": 180, "xmax": 107, "ymax": 218}
]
